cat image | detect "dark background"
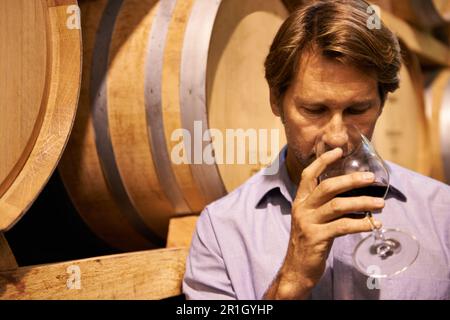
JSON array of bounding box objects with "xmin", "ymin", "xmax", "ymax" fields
[{"xmin": 4, "ymin": 169, "xmax": 120, "ymax": 267}]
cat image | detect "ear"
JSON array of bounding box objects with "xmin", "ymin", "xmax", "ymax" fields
[{"xmin": 270, "ymin": 88, "xmax": 281, "ymax": 117}]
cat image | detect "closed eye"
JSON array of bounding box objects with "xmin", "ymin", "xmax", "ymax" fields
[
  {"xmin": 301, "ymin": 106, "xmax": 327, "ymax": 115},
  {"xmin": 345, "ymin": 106, "xmax": 371, "ymax": 115}
]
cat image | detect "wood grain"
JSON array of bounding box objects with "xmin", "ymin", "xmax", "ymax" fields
[
  {"xmin": 108, "ymin": 0, "xmax": 173, "ymax": 239},
  {"xmin": 207, "ymin": 0, "xmax": 288, "ymax": 192},
  {"xmin": 166, "ymin": 216, "xmax": 199, "ymax": 248},
  {"xmin": 60, "ymin": 0, "xmax": 210, "ymax": 251},
  {"xmin": 0, "ymin": 0, "xmax": 47, "ymax": 197},
  {"xmin": 0, "ymin": 1, "xmax": 81, "ymax": 231},
  {"xmin": 0, "ymin": 248, "xmax": 188, "ymax": 300},
  {"xmin": 58, "ymin": 0, "xmax": 154, "ymax": 250},
  {"xmin": 161, "ymin": 0, "xmax": 206, "ymax": 212}
]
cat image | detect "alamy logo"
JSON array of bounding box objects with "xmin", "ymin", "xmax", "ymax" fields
[
  {"xmin": 366, "ymin": 5, "xmax": 381, "ymax": 30},
  {"xmin": 66, "ymin": 5, "xmax": 81, "ymax": 30},
  {"xmin": 66, "ymin": 265, "xmax": 81, "ymax": 290},
  {"xmin": 170, "ymin": 121, "xmax": 280, "ymax": 175},
  {"xmin": 366, "ymin": 265, "xmax": 381, "ymax": 290}
]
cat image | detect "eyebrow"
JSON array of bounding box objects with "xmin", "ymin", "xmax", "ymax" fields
[{"xmin": 294, "ymin": 97, "xmax": 375, "ymax": 108}]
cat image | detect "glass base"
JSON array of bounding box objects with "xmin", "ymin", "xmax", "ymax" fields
[{"xmin": 353, "ymin": 228, "xmax": 420, "ymax": 278}]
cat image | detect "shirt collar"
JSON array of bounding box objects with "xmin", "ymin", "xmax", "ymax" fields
[
  {"xmin": 255, "ymin": 145, "xmax": 407, "ymax": 208},
  {"xmin": 254, "ymin": 145, "xmax": 294, "ymax": 207}
]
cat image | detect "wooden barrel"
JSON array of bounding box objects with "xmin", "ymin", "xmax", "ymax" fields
[
  {"xmin": 425, "ymin": 70, "xmax": 450, "ymax": 184},
  {"xmin": 390, "ymin": 0, "xmax": 450, "ymax": 29},
  {"xmin": 372, "ymin": 43, "xmax": 432, "ymax": 176},
  {"xmin": 0, "ymin": 1, "xmax": 82, "ymax": 231},
  {"xmin": 58, "ymin": 0, "xmax": 287, "ymax": 251}
]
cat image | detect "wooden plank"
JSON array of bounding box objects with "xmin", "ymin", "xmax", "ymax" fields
[
  {"xmin": 0, "ymin": 233, "xmax": 18, "ymax": 271},
  {"xmin": 166, "ymin": 215, "xmax": 199, "ymax": 248},
  {"xmin": 0, "ymin": 248, "xmax": 188, "ymax": 300}
]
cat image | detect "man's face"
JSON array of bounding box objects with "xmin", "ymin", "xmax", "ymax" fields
[{"xmin": 271, "ymin": 50, "xmax": 382, "ymax": 170}]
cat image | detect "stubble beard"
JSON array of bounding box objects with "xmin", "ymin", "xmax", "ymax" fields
[{"xmin": 282, "ymin": 115, "xmax": 315, "ymax": 171}]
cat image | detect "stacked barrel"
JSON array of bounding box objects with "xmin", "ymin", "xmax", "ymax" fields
[{"xmin": 58, "ymin": 0, "xmax": 288, "ymax": 250}]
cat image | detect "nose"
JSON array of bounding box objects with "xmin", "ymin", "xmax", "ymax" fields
[{"xmin": 322, "ymin": 113, "xmax": 349, "ymax": 149}]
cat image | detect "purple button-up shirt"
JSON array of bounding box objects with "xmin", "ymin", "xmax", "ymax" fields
[{"xmin": 183, "ymin": 147, "xmax": 450, "ymax": 299}]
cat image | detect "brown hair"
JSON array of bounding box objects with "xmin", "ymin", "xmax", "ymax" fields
[{"xmin": 265, "ymin": 0, "xmax": 401, "ymax": 105}]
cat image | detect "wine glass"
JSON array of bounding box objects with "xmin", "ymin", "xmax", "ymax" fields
[{"xmin": 314, "ymin": 125, "xmax": 420, "ymax": 278}]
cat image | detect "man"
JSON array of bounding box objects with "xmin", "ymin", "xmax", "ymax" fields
[{"xmin": 183, "ymin": 0, "xmax": 450, "ymax": 299}]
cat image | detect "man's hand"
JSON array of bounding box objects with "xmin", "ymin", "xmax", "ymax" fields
[{"xmin": 264, "ymin": 147, "xmax": 384, "ymax": 299}]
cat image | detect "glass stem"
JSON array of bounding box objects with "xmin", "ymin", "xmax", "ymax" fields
[{"xmin": 366, "ymin": 211, "xmax": 384, "ymax": 241}]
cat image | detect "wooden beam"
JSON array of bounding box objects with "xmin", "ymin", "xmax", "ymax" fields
[
  {"xmin": 0, "ymin": 233, "xmax": 18, "ymax": 272},
  {"xmin": 0, "ymin": 247, "xmax": 188, "ymax": 300},
  {"xmin": 166, "ymin": 215, "xmax": 199, "ymax": 249}
]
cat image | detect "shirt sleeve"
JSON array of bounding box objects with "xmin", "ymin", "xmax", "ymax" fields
[{"xmin": 182, "ymin": 207, "xmax": 237, "ymax": 300}]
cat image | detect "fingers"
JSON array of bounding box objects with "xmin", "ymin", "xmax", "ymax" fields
[
  {"xmin": 315, "ymin": 196, "xmax": 385, "ymax": 223},
  {"xmin": 296, "ymin": 148, "xmax": 343, "ymax": 202},
  {"xmin": 324, "ymin": 216, "xmax": 383, "ymax": 239},
  {"xmin": 307, "ymin": 171, "xmax": 376, "ymax": 207}
]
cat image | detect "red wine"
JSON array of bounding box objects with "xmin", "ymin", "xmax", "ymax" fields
[
  {"xmin": 337, "ymin": 183, "xmax": 388, "ymax": 198},
  {"xmin": 336, "ymin": 183, "xmax": 388, "ymax": 219}
]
